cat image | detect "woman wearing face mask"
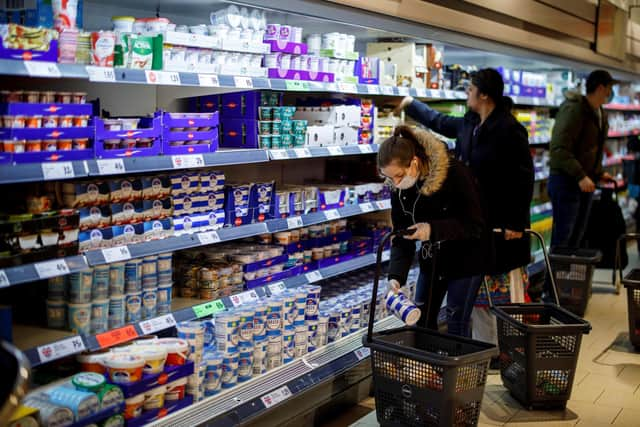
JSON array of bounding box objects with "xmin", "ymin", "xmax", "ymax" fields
[
  {"xmin": 380, "ymin": 125, "xmax": 491, "ymax": 336},
  {"xmin": 394, "ymin": 68, "xmax": 534, "ymax": 344}
]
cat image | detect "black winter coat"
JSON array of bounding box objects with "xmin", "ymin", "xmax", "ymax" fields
[
  {"xmin": 406, "ymin": 99, "xmax": 534, "ymax": 274},
  {"xmin": 387, "ymin": 129, "xmax": 492, "ymax": 286}
]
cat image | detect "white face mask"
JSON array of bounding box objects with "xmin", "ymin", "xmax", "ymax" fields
[{"xmin": 395, "ymin": 162, "xmax": 419, "ymax": 190}]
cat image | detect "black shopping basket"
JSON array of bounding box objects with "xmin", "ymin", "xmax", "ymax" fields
[
  {"xmin": 485, "ymin": 230, "xmax": 591, "ymax": 410},
  {"xmin": 548, "ymin": 247, "xmax": 602, "ymax": 316},
  {"xmin": 363, "ymin": 231, "xmax": 497, "ymax": 427},
  {"xmin": 616, "ymin": 233, "xmax": 640, "ymax": 349}
]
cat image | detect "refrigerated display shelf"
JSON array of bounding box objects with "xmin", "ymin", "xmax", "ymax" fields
[
  {"xmin": 145, "ymin": 316, "xmax": 401, "ymax": 427},
  {"xmin": 0, "ymin": 256, "xmax": 89, "ymax": 288},
  {"xmin": 0, "ymin": 146, "xmax": 380, "ymax": 185},
  {"xmin": 17, "ymin": 248, "xmax": 393, "ymax": 367},
  {"xmin": 604, "ymin": 103, "xmax": 640, "ymax": 112},
  {"xmin": 608, "ymin": 129, "xmax": 640, "ymax": 138}
]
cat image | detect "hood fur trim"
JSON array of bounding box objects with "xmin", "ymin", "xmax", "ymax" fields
[{"xmin": 385, "ymin": 129, "xmax": 450, "ymax": 196}]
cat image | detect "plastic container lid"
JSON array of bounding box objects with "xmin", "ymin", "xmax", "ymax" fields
[
  {"xmin": 103, "ymin": 353, "xmax": 145, "ymax": 369},
  {"xmin": 131, "ymin": 345, "xmax": 167, "ymax": 360},
  {"xmin": 72, "ymin": 372, "xmax": 106, "ymax": 392},
  {"xmin": 155, "ymin": 338, "xmax": 189, "ymax": 353},
  {"xmin": 77, "ymin": 350, "xmax": 109, "ymax": 365},
  {"xmin": 112, "ymin": 16, "xmax": 135, "ymax": 22}
]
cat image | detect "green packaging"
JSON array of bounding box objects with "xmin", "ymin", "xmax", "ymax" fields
[
  {"xmin": 293, "ymin": 134, "xmax": 306, "ymax": 147},
  {"xmin": 282, "ymin": 106, "xmax": 296, "ymax": 119},
  {"xmin": 271, "ymin": 121, "xmax": 282, "ymax": 135},
  {"xmin": 259, "ymin": 107, "xmax": 272, "ymax": 121},
  {"xmin": 98, "ymin": 384, "xmax": 125, "ymax": 409},
  {"xmin": 292, "ymin": 120, "xmax": 308, "ymax": 134},
  {"xmin": 259, "ymin": 135, "xmax": 272, "ymax": 149},
  {"xmin": 259, "ymin": 121, "xmax": 271, "ymax": 135},
  {"xmin": 271, "ymin": 135, "xmax": 282, "ymax": 149},
  {"xmin": 114, "ymin": 31, "xmax": 130, "ymax": 67},
  {"xmin": 281, "ymin": 120, "xmax": 293, "ymax": 134},
  {"xmin": 272, "ymin": 107, "xmax": 283, "ymax": 122},
  {"xmin": 101, "ymin": 414, "xmax": 125, "ymax": 427},
  {"xmin": 281, "ymin": 134, "xmax": 293, "ymax": 148},
  {"xmin": 125, "ymin": 34, "xmax": 162, "ymax": 70},
  {"xmin": 72, "ymin": 372, "xmax": 105, "ymax": 393}
]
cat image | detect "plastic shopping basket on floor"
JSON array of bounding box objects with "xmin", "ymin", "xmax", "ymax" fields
[
  {"xmin": 485, "ymin": 230, "xmax": 592, "ymax": 410},
  {"xmin": 616, "ymin": 233, "xmax": 640, "ymax": 349},
  {"xmin": 549, "ymin": 247, "xmax": 602, "ymax": 316},
  {"xmin": 363, "ymin": 231, "xmax": 497, "ymax": 427}
]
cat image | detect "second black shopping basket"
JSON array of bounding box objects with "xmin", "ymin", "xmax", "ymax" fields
[
  {"xmin": 484, "ymin": 230, "xmax": 592, "ymax": 410},
  {"xmin": 616, "ymin": 233, "xmax": 640, "ymax": 349},
  {"xmin": 363, "ymin": 231, "xmax": 498, "ymax": 427}
]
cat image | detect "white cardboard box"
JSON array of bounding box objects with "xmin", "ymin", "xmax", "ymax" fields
[
  {"xmin": 306, "ymin": 125, "xmax": 335, "ymax": 147},
  {"xmin": 334, "ymin": 126, "xmax": 359, "ymax": 146}
]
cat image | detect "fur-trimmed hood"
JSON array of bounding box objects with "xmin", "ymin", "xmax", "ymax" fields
[{"xmin": 385, "ymin": 129, "xmax": 450, "ymax": 196}]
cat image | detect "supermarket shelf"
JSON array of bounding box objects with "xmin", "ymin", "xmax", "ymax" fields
[
  {"xmin": 608, "ymin": 129, "xmax": 640, "ymax": 138},
  {"xmin": 83, "ymin": 200, "xmax": 390, "ymax": 266},
  {"xmin": 0, "ymin": 145, "xmax": 379, "ymax": 185},
  {"xmin": 512, "ymin": 96, "xmax": 558, "ymax": 107},
  {"xmin": 603, "ymin": 154, "xmax": 635, "ymax": 167},
  {"xmin": 18, "ymin": 249, "xmax": 393, "ymax": 367},
  {"xmin": 0, "ymin": 256, "xmax": 88, "ymax": 288},
  {"xmin": 604, "ymin": 103, "xmax": 640, "ymax": 112},
  {"xmin": 146, "ymin": 316, "xmax": 401, "ymax": 427}
]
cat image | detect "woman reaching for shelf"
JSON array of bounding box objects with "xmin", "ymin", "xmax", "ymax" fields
[
  {"xmin": 394, "ymin": 68, "xmax": 534, "ymax": 344},
  {"xmin": 378, "ymin": 125, "xmax": 492, "ymax": 336}
]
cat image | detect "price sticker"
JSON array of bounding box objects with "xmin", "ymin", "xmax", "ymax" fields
[
  {"xmin": 354, "ymin": 347, "xmax": 371, "ymax": 360},
  {"xmin": 285, "ymin": 80, "xmax": 309, "ymax": 91},
  {"xmin": 102, "ymin": 246, "xmax": 131, "ymax": 263},
  {"xmin": 261, "ymin": 386, "xmax": 292, "ymax": 408},
  {"xmin": 360, "ymin": 202, "xmax": 375, "ymax": 213},
  {"xmin": 0, "ymin": 270, "xmax": 9, "ymax": 288},
  {"xmin": 35, "ymin": 259, "xmax": 70, "ymax": 279},
  {"xmin": 145, "ymin": 70, "xmax": 181, "ymax": 85},
  {"xmin": 37, "ymin": 336, "xmax": 85, "ymax": 364},
  {"xmin": 139, "ymin": 314, "xmax": 177, "ymax": 335},
  {"xmin": 376, "ymin": 199, "xmax": 391, "ymax": 210},
  {"xmin": 86, "ymin": 66, "xmax": 116, "ymax": 82},
  {"xmin": 381, "ymin": 86, "xmax": 395, "ymax": 95},
  {"xmin": 323, "ymin": 209, "xmax": 340, "ymax": 221},
  {"xmin": 359, "ymin": 145, "xmax": 374, "ymax": 154},
  {"xmin": 172, "ymin": 154, "xmax": 205, "ymax": 169},
  {"xmin": 270, "ymin": 149, "xmax": 289, "ymax": 160},
  {"xmin": 338, "ymin": 83, "xmax": 358, "ymax": 93},
  {"xmin": 286, "ymin": 216, "xmax": 303, "ymax": 229},
  {"xmin": 198, "ymin": 74, "xmax": 220, "ymax": 87},
  {"xmin": 234, "ymin": 76, "xmax": 254, "ymax": 88},
  {"xmin": 367, "ymin": 85, "xmax": 380, "ymax": 95},
  {"xmin": 96, "ymin": 159, "xmax": 125, "ymax": 175},
  {"xmin": 305, "ymin": 270, "xmax": 323, "ymax": 283},
  {"xmin": 24, "ymin": 61, "xmax": 61, "ymax": 78},
  {"xmin": 268, "ymin": 281, "xmax": 286, "ymax": 295},
  {"xmin": 327, "ymin": 146, "xmax": 344, "ymax": 156},
  {"xmin": 229, "ymin": 290, "xmax": 259, "ymax": 307},
  {"xmin": 42, "ymin": 162, "xmax": 74, "ymax": 180},
  {"xmin": 193, "ymin": 300, "xmax": 226, "ymax": 318},
  {"xmin": 96, "ymin": 325, "xmax": 139, "ymax": 349},
  {"xmin": 198, "ymin": 230, "xmax": 221, "ymax": 245},
  {"xmin": 293, "ymin": 148, "xmax": 312, "ymax": 158},
  {"xmin": 397, "ymin": 87, "xmax": 410, "ymax": 96}
]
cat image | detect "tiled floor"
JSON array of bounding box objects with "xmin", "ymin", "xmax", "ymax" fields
[{"xmin": 342, "ymin": 263, "xmax": 640, "ymax": 427}]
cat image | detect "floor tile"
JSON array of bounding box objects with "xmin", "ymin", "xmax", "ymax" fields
[
  {"xmin": 566, "ymin": 401, "xmax": 622, "ymax": 424},
  {"xmin": 612, "ymin": 408, "xmax": 640, "ymax": 426}
]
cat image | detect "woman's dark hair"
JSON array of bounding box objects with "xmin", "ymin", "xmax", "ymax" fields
[
  {"xmin": 471, "ymin": 68, "xmax": 504, "ymax": 106},
  {"xmin": 377, "ymin": 125, "xmax": 428, "ymax": 171}
]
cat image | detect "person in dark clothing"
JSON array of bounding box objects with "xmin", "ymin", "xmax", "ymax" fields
[
  {"xmin": 379, "ymin": 125, "xmax": 491, "ymax": 337},
  {"xmin": 548, "ymin": 69, "xmax": 615, "ymax": 248},
  {"xmin": 394, "ymin": 68, "xmax": 534, "ymax": 344}
]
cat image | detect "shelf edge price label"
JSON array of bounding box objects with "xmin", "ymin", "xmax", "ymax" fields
[
  {"xmin": 367, "ymin": 85, "xmax": 380, "ymax": 95},
  {"xmin": 285, "ymin": 80, "xmax": 309, "ymax": 91},
  {"xmin": 286, "ymin": 216, "xmax": 303, "ymax": 229},
  {"xmin": 234, "ymin": 76, "xmax": 254, "ymax": 88},
  {"xmin": 323, "ymin": 209, "xmax": 340, "ymax": 221},
  {"xmin": 397, "ymin": 87, "xmax": 410, "ymax": 96},
  {"xmin": 293, "ymin": 148, "xmax": 311, "ymax": 158},
  {"xmin": 193, "ymin": 299, "xmax": 226, "ymax": 318},
  {"xmin": 338, "ymin": 83, "xmax": 358, "ymax": 93},
  {"xmin": 416, "ymin": 88, "xmax": 427, "ymax": 98},
  {"xmin": 376, "ymin": 199, "xmax": 391, "ymax": 210},
  {"xmin": 42, "ymin": 162, "xmax": 74, "ymax": 180},
  {"xmin": 145, "ymin": 70, "xmax": 181, "ymax": 85},
  {"xmin": 360, "ymin": 202, "xmax": 375, "ymax": 213},
  {"xmin": 0, "ymin": 270, "xmax": 9, "ymax": 288},
  {"xmin": 359, "ymin": 145, "xmax": 374, "ymax": 154},
  {"xmin": 198, "ymin": 230, "xmax": 221, "ymax": 245},
  {"xmin": 34, "ymin": 259, "xmax": 70, "ymax": 279},
  {"xmin": 96, "ymin": 158, "xmax": 125, "ymax": 175},
  {"xmin": 327, "ymin": 146, "xmax": 344, "ymax": 156},
  {"xmin": 261, "ymin": 385, "xmax": 292, "ymax": 408},
  {"xmin": 198, "ymin": 73, "xmax": 220, "ymax": 87},
  {"xmin": 240, "ymin": 290, "xmax": 259, "ymax": 304},
  {"xmin": 305, "ymin": 270, "xmax": 323, "ymax": 283},
  {"xmin": 96, "ymin": 325, "xmax": 139, "ymax": 349},
  {"xmin": 102, "ymin": 246, "xmax": 132, "ymax": 263},
  {"xmin": 24, "ymin": 61, "xmax": 61, "ymax": 78},
  {"xmin": 139, "ymin": 314, "xmax": 177, "ymax": 335},
  {"xmin": 86, "ymin": 65, "xmax": 116, "ymax": 82},
  {"xmin": 268, "ymin": 281, "xmax": 286, "ymax": 295},
  {"xmin": 172, "ymin": 154, "xmax": 205, "ymax": 169},
  {"xmin": 381, "ymin": 86, "xmax": 395, "ymax": 95},
  {"xmin": 37, "ymin": 336, "xmax": 85, "ymax": 364},
  {"xmin": 270, "ymin": 149, "xmax": 289, "ymax": 160},
  {"xmin": 354, "ymin": 347, "xmax": 371, "ymax": 361}
]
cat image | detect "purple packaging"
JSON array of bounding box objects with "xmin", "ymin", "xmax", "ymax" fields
[
  {"xmin": 225, "ymin": 183, "xmax": 253, "ymax": 226},
  {"xmin": 220, "ymin": 91, "xmax": 261, "ymax": 119},
  {"xmin": 219, "ymin": 118, "xmax": 260, "ymax": 149},
  {"xmin": 250, "ymin": 181, "xmax": 276, "ymax": 222}
]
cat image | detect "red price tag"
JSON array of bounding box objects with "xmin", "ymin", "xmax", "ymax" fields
[{"xmin": 96, "ymin": 325, "xmax": 139, "ymax": 348}]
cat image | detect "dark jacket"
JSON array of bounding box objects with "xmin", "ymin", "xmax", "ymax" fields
[
  {"xmin": 406, "ymin": 99, "xmax": 534, "ymax": 274},
  {"xmin": 387, "ymin": 129, "xmax": 492, "ymax": 285},
  {"xmin": 549, "ymin": 91, "xmax": 607, "ymax": 181}
]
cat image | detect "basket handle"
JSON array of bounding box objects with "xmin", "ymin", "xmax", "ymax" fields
[
  {"xmin": 483, "ymin": 229, "xmax": 559, "ymax": 309},
  {"xmin": 366, "ymin": 230, "xmax": 400, "ymax": 344}
]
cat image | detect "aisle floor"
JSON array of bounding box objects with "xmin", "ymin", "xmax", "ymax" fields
[{"xmin": 335, "ymin": 264, "xmax": 640, "ymax": 427}]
